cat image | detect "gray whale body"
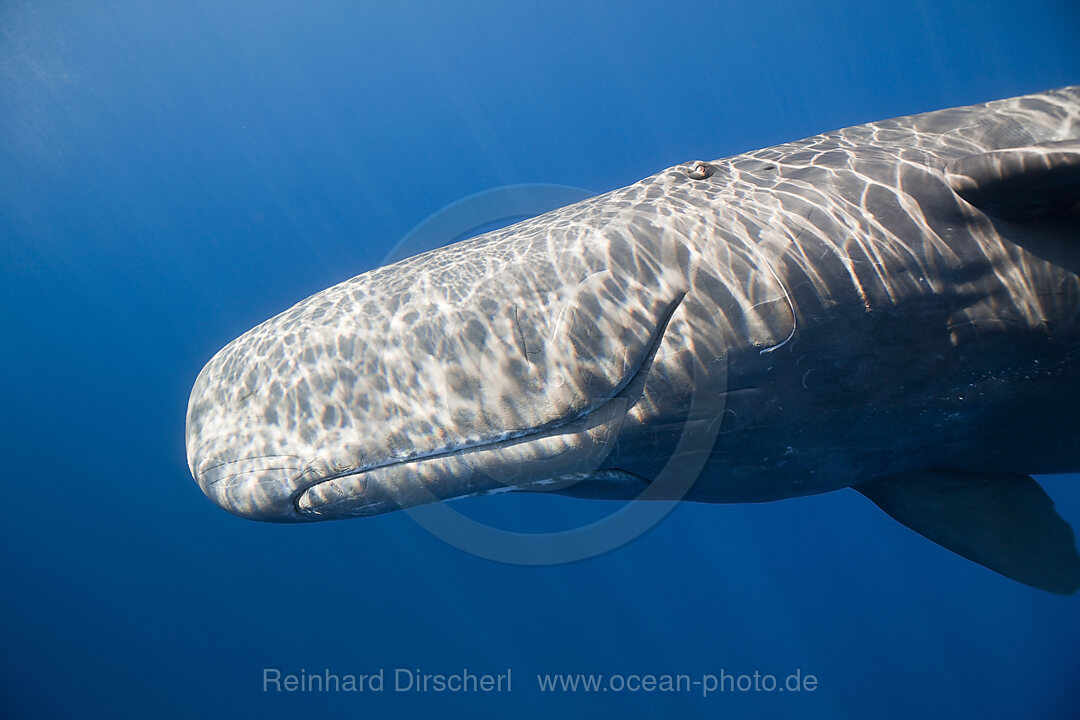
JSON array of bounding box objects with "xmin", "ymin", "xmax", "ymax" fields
[{"xmin": 187, "ymin": 87, "xmax": 1080, "ymax": 593}]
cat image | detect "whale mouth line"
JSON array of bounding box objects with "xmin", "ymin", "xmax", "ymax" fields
[
  {"xmin": 292, "ymin": 290, "xmax": 687, "ymax": 517},
  {"xmin": 292, "ymin": 399, "xmax": 612, "ymax": 517},
  {"xmin": 292, "ymin": 414, "xmax": 599, "ymax": 512}
]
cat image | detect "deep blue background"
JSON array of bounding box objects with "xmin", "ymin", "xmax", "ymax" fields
[{"xmin": 2, "ymin": 2, "xmax": 1079, "ymax": 718}]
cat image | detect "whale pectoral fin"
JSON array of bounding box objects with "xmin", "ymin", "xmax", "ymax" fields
[
  {"xmin": 855, "ymin": 471, "xmax": 1080, "ymax": 594},
  {"xmin": 945, "ymin": 140, "xmax": 1080, "ymax": 220}
]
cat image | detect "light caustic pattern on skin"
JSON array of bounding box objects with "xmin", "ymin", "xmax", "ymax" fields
[
  {"xmin": 187, "ymin": 86, "xmax": 1080, "ymax": 523},
  {"xmin": 718, "ymin": 89, "xmax": 1080, "ymax": 333}
]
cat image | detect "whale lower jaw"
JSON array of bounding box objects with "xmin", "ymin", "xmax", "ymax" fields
[{"xmin": 296, "ymin": 394, "xmax": 641, "ymax": 519}]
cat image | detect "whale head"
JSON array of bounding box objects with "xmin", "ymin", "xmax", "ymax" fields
[{"xmin": 185, "ymin": 193, "xmax": 701, "ymax": 521}]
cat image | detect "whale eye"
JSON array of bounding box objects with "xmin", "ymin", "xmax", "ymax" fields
[{"xmin": 687, "ymin": 162, "xmax": 714, "ymax": 180}]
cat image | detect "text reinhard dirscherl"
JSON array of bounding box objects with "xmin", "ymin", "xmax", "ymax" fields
[
  {"xmin": 264, "ymin": 668, "xmax": 511, "ymax": 694},
  {"xmin": 262, "ymin": 667, "xmax": 819, "ymax": 698}
]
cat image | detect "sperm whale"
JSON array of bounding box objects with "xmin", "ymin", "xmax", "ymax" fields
[{"xmin": 187, "ymin": 86, "xmax": 1080, "ymax": 593}]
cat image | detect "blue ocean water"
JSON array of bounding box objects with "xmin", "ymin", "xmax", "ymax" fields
[{"xmin": 2, "ymin": 1, "xmax": 1079, "ymax": 718}]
